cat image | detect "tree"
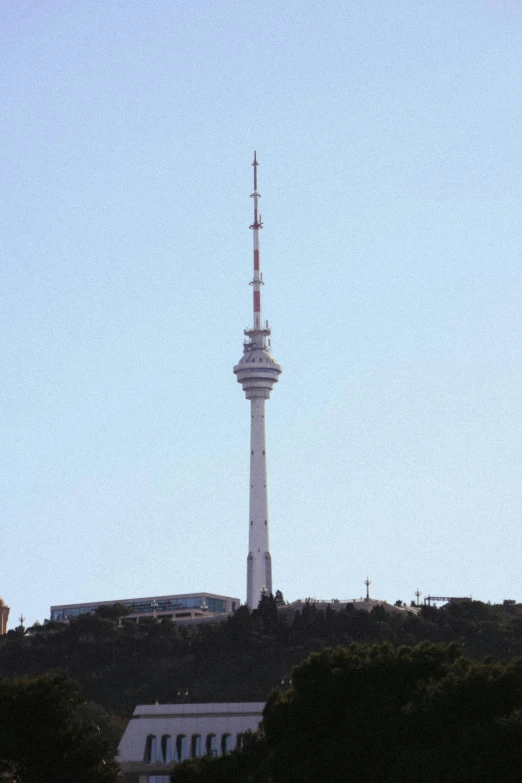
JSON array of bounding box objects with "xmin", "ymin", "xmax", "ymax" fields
[
  {"xmin": 173, "ymin": 642, "xmax": 522, "ymax": 782},
  {"xmin": 255, "ymin": 593, "xmax": 278, "ymax": 631},
  {"xmin": 75, "ymin": 700, "xmax": 128, "ymax": 755},
  {"xmin": 0, "ymin": 673, "xmax": 119, "ymax": 783},
  {"xmin": 262, "ymin": 642, "xmax": 522, "ymax": 782}
]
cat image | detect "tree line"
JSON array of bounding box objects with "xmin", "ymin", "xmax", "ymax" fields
[
  {"xmin": 2, "ymin": 597, "xmax": 522, "ymax": 719},
  {"xmin": 2, "ymin": 597, "xmax": 522, "ymax": 779}
]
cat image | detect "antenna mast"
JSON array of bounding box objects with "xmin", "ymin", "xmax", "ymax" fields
[{"xmin": 249, "ymin": 151, "xmax": 265, "ymax": 345}]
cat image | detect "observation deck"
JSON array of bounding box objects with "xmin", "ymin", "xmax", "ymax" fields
[{"xmin": 233, "ymin": 345, "xmax": 282, "ymax": 400}]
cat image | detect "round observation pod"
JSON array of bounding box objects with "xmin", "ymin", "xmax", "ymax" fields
[{"xmin": 234, "ymin": 348, "xmax": 282, "ymax": 399}]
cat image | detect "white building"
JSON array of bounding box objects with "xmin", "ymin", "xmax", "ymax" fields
[{"xmin": 118, "ymin": 702, "xmax": 265, "ymax": 782}]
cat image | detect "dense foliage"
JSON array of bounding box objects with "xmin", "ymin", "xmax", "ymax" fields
[
  {"xmin": 171, "ymin": 642, "xmax": 522, "ymax": 782},
  {"xmin": 2, "ymin": 597, "xmax": 522, "ymax": 752},
  {"xmin": 0, "ymin": 673, "xmax": 119, "ymax": 782},
  {"xmin": 2, "ymin": 598, "xmax": 522, "ymax": 715}
]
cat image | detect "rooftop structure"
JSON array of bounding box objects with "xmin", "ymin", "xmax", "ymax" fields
[
  {"xmin": 423, "ymin": 595, "xmax": 473, "ymax": 606},
  {"xmin": 50, "ymin": 592, "xmax": 239, "ymax": 625},
  {"xmin": 118, "ymin": 702, "xmax": 264, "ymax": 781},
  {"xmin": 234, "ymin": 153, "xmax": 282, "ymax": 608},
  {"xmin": 280, "ymin": 597, "xmax": 420, "ymax": 622}
]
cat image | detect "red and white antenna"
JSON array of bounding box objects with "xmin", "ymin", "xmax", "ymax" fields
[
  {"xmin": 250, "ymin": 151, "xmax": 263, "ymax": 336},
  {"xmin": 234, "ymin": 153, "xmax": 282, "ymax": 608}
]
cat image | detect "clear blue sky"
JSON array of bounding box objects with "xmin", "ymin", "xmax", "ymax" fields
[{"xmin": 2, "ymin": 1, "xmax": 521, "ymax": 627}]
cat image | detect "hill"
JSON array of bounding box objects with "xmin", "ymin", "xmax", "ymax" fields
[{"xmin": 1, "ymin": 596, "xmax": 522, "ymax": 748}]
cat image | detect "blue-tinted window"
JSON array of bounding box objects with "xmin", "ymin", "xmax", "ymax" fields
[
  {"xmin": 160, "ymin": 735, "xmax": 172, "ymax": 763},
  {"xmin": 144, "ymin": 735, "xmax": 157, "ymax": 763},
  {"xmin": 192, "ymin": 734, "xmax": 202, "ymax": 758},
  {"xmin": 222, "ymin": 734, "xmax": 233, "ymax": 755},
  {"xmin": 207, "ymin": 598, "xmax": 226, "ymax": 613},
  {"xmin": 176, "ymin": 734, "xmax": 188, "ymax": 762},
  {"xmin": 206, "ymin": 734, "xmax": 217, "ymax": 757}
]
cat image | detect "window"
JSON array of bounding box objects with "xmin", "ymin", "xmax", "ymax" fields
[
  {"xmin": 191, "ymin": 734, "xmax": 202, "ymax": 758},
  {"xmin": 160, "ymin": 735, "xmax": 172, "ymax": 763},
  {"xmin": 144, "ymin": 734, "xmax": 157, "ymax": 763},
  {"xmin": 222, "ymin": 733, "xmax": 233, "ymax": 755},
  {"xmin": 237, "ymin": 733, "xmax": 245, "ymax": 750},
  {"xmin": 206, "ymin": 733, "xmax": 217, "ymax": 757},
  {"xmin": 207, "ymin": 597, "xmax": 226, "ymax": 613},
  {"xmin": 176, "ymin": 734, "xmax": 188, "ymax": 762}
]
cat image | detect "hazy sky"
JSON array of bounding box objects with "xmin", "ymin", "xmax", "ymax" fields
[{"xmin": 2, "ymin": 1, "xmax": 521, "ymax": 627}]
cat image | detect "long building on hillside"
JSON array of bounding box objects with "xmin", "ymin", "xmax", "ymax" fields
[{"xmin": 50, "ymin": 592, "xmax": 239, "ymax": 625}]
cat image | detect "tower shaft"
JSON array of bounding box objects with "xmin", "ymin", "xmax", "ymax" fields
[
  {"xmin": 247, "ymin": 397, "xmax": 272, "ymax": 604},
  {"xmin": 234, "ymin": 153, "xmax": 282, "ymax": 608}
]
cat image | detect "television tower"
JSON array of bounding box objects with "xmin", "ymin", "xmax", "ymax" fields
[{"xmin": 234, "ymin": 152, "xmax": 282, "ymax": 608}]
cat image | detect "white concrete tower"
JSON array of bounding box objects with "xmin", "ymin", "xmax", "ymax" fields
[{"xmin": 234, "ymin": 152, "xmax": 282, "ymax": 608}]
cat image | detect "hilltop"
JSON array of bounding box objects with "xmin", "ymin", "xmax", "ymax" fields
[{"xmin": 1, "ymin": 596, "xmax": 522, "ymax": 725}]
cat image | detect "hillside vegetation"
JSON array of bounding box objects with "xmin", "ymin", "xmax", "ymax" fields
[{"xmin": 1, "ymin": 596, "xmax": 522, "ymax": 723}]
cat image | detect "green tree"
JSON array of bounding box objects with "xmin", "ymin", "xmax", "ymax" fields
[
  {"xmin": 75, "ymin": 700, "xmax": 128, "ymax": 755},
  {"xmin": 0, "ymin": 673, "xmax": 119, "ymax": 783},
  {"xmin": 172, "ymin": 642, "xmax": 522, "ymax": 782},
  {"xmin": 262, "ymin": 643, "xmax": 522, "ymax": 782},
  {"xmin": 255, "ymin": 593, "xmax": 278, "ymax": 631}
]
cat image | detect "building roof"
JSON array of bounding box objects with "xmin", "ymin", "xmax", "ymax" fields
[{"xmin": 132, "ymin": 702, "xmax": 265, "ymax": 718}]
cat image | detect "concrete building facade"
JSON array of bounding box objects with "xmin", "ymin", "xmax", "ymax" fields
[{"xmin": 118, "ymin": 702, "xmax": 265, "ymax": 782}]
